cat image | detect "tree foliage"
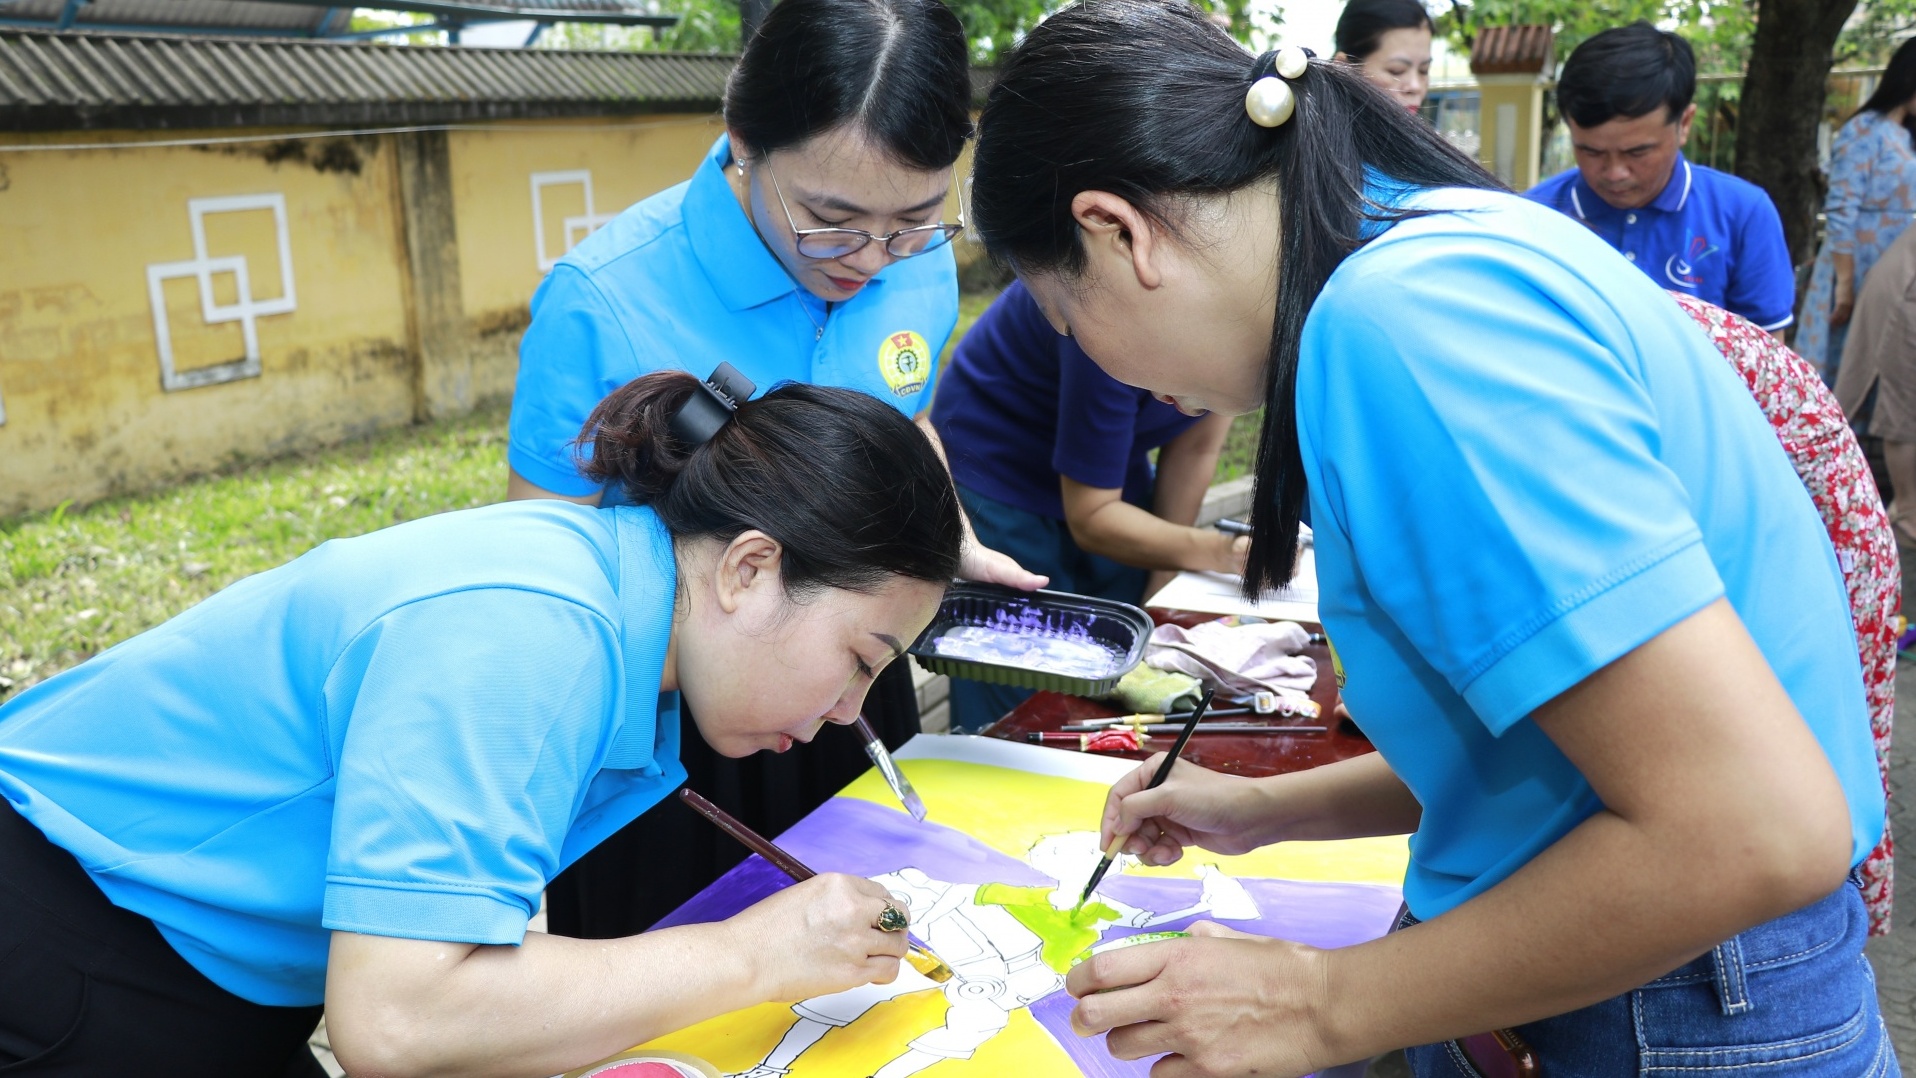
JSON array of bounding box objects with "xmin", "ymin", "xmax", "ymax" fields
[
  {"xmin": 1436, "ymin": 0, "xmax": 1916, "ymax": 74},
  {"xmin": 1435, "ymin": 0, "xmax": 1754, "ymax": 70}
]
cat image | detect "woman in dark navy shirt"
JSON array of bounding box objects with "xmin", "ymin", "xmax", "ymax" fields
[{"xmin": 931, "ymin": 280, "xmax": 1242, "ymax": 730}]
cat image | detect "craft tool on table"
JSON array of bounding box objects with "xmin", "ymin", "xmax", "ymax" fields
[
  {"xmin": 1077, "ymin": 689, "xmax": 1214, "ymax": 906},
  {"xmin": 853, "ymin": 714, "xmax": 927, "ymax": 821},
  {"xmin": 677, "ymin": 788, "xmax": 953, "ymax": 983},
  {"xmin": 1071, "ymin": 707, "xmax": 1253, "ymax": 728},
  {"xmin": 1214, "ymin": 518, "xmax": 1314, "ymax": 549},
  {"xmin": 1054, "ymin": 722, "xmax": 1329, "ymax": 736}
]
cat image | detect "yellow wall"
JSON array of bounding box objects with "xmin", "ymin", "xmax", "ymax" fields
[
  {"xmin": 1476, "ymin": 75, "xmax": 1547, "ymax": 191},
  {"xmin": 0, "ymin": 128, "xmax": 416, "ymax": 516},
  {"xmin": 0, "ymin": 112, "xmax": 993, "ymax": 516},
  {"xmin": 0, "ymin": 116, "xmax": 725, "ymax": 516},
  {"xmin": 447, "ymin": 115, "xmax": 728, "ymax": 406}
]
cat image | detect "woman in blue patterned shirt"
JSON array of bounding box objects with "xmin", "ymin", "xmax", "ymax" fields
[{"xmin": 1798, "ymin": 39, "xmax": 1916, "ymax": 379}]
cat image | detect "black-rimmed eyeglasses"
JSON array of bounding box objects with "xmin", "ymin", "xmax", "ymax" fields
[{"xmin": 762, "ymin": 161, "xmax": 964, "ymax": 260}]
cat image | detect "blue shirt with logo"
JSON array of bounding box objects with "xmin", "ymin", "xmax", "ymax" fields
[
  {"xmin": 1299, "ymin": 182, "xmax": 1881, "ymax": 920},
  {"xmin": 930, "ymin": 280, "xmax": 1200, "ymax": 520},
  {"xmin": 509, "ymin": 135, "xmax": 959, "ymax": 501},
  {"xmin": 0, "ymin": 502, "xmax": 685, "ymax": 1006},
  {"xmin": 1526, "ymin": 153, "xmax": 1796, "ymax": 331}
]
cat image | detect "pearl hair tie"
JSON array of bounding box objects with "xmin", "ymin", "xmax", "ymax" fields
[{"xmin": 1245, "ymin": 45, "xmax": 1312, "ymax": 128}]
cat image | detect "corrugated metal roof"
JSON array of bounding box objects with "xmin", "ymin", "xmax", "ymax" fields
[
  {"xmin": 1, "ymin": 0, "xmax": 335, "ymax": 34},
  {"xmin": 0, "ymin": 0, "xmax": 673, "ymax": 37},
  {"xmin": 0, "ymin": 28, "xmax": 735, "ymax": 128}
]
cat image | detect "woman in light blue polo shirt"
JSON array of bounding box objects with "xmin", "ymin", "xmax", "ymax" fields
[
  {"xmin": 508, "ymin": 0, "xmax": 1041, "ymax": 943},
  {"xmin": 965, "ymin": 3, "xmax": 1896, "ymax": 1075},
  {"xmin": 0, "ymin": 372, "xmax": 962, "ymax": 1076}
]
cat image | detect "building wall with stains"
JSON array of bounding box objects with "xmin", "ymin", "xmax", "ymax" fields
[
  {"xmin": 447, "ymin": 115, "xmax": 728, "ymax": 408},
  {"xmin": 0, "ymin": 115, "xmax": 726, "ymax": 517}
]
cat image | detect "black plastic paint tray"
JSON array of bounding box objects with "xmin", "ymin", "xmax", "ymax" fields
[{"xmin": 908, "ymin": 583, "xmax": 1153, "ymax": 696}]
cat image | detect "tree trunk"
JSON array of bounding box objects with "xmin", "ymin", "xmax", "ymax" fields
[{"xmin": 1734, "ymin": 0, "xmax": 1859, "ymax": 266}]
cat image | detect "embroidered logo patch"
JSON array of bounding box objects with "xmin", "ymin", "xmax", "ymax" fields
[
  {"xmin": 1664, "ymin": 232, "xmax": 1720, "ymax": 289},
  {"xmin": 878, "ymin": 330, "xmax": 931, "ymax": 397}
]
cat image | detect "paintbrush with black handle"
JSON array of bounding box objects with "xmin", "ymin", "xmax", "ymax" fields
[{"xmin": 1077, "ymin": 688, "xmax": 1215, "ymax": 907}]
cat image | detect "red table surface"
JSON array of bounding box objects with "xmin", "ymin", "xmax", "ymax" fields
[{"xmin": 979, "ymin": 607, "xmax": 1374, "ymax": 779}]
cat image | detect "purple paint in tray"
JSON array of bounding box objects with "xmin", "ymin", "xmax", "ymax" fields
[{"xmin": 909, "ymin": 583, "xmax": 1153, "ymax": 695}]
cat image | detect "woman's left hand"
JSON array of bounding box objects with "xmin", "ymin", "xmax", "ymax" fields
[
  {"xmin": 961, "ymin": 541, "xmax": 1049, "ymax": 590},
  {"xmin": 1066, "ymin": 922, "xmax": 1337, "ymax": 1078}
]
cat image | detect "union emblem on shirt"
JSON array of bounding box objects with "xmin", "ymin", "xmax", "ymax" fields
[{"xmin": 878, "ymin": 330, "xmax": 931, "ymax": 397}]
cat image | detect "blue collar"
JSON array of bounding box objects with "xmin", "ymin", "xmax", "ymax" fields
[
  {"xmin": 1571, "ymin": 153, "xmax": 1693, "ymax": 220},
  {"xmin": 604, "ymin": 506, "xmax": 679, "ymax": 770},
  {"xmin": 684, "ymin": 135, "xmax": 807, "ymax": 313}
]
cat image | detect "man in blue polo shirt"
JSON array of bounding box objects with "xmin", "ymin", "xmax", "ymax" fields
[{"xmin": 1526, "ymin": 22, "xmax": 1796, "ymax": 332}]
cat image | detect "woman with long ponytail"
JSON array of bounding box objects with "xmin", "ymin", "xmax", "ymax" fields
[{"xmin": 970, "ymin": 2, "xmax": 1896, "ymax": 1073}]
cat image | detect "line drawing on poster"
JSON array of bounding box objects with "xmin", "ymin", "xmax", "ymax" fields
[{"xmin": 732, "ymin": 832, "xmax": 1259, "ymax": 1078}]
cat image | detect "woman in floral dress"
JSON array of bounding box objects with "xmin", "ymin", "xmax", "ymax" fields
[
  {"xmin": 1676, "ymin": 291, "xmax": 1899, "ymax": 933},
  {"xmin": 1798, "ymin": 40, "xmax": 1916, "ymax": 381}
]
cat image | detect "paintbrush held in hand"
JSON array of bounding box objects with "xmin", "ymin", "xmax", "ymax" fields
[{"xmin": 1077, "ymin": 688, "xmax": 1215, "ymax": 907}]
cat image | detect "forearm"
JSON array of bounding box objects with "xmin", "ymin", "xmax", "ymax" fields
[
  {"xmin": 1151, "ymin": 415, "xmax": 1232, "ymax": 527},
  {"xmin": 1834, "ymin": 252, "xmax": 1856, "ymax": 289},
  {"xmin": 1316, "ymin": 801, "xmax": 1837, "ymax": 1064},
  {"xmin": 1315, "ymin": 602, "xmax": 1853, "ymax": 1064},
  {"xmin": 1071, "ymin": 497, "xmax": 1230, "ymax": 572},
  {"xmin": 1260, "ymin": 751, "xmax": 1421, "ymax": 843},
  {"xmin": 914, "ymin": 414, "xmax": 979, "ymax": 547},
  {"xmin": 327, "ymin": 922, "xmax": 759, "ymax": 1078}
]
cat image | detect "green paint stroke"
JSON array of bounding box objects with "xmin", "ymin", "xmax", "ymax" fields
[{"xmin": 974, "ymin": 883, "xmax": 1120, "ymax": 973}]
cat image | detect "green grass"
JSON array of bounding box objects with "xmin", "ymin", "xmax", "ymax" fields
[
  {"xmin": 0, "ymin": 286, "xmax": 1265, "ymax": 704},
  {"xmin": 1216, "ymin": 410, "xmax": 1263, "ymax": 484},
  {"xmin": 0, "ymin": 404, "xmax": 511, "ymax": 703}
]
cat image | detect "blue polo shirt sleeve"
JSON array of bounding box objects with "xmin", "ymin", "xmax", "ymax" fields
[
  {"xmin": 1052, "ymin": 340, "xmax": 1144, "ymax": 491},
  {"xmin": 1727, "ymin": 190, "xmax": 1797, "ymax": 331},
  {"xmin": 1304, "ymin": 241, "xmax": 1727, "ymax": 733},
  {"xmin": 321, "ymin": 589, "xmax": 622, "ymax": 943},
  {"xmin": 508, "ymin": 266, "xmax": 637, "ymax": 497}
]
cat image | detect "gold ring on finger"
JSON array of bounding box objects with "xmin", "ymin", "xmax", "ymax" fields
[{"xmin": 876, "ymin": 903, "xmax": 909, "ymax": 933}]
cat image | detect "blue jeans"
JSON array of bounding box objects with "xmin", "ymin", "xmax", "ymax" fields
[
  {"xmin": 1405, "ymin": 878, "xmax": 1897, "ymax": 1077},
  {"xmin": 948, "ymin": 484, "xmax": 1149, "ymax": 733}
]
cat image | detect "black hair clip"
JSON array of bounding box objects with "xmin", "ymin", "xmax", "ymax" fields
[{"xmin": 669, "ymin": 362, "xmax": 757, "ymax": 446}]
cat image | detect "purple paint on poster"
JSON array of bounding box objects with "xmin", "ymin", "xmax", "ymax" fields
[{"xmin": 654, "ymin": 796, "xmax": 1400, "ymax": 1077}]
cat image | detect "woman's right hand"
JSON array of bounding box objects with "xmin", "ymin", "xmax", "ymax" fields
[
  {"xmin": 1203, "ymin": 531, "xmax": 1251, "ymax": 576},
  {"xmin": 1101, "ymin": 755, "xmax": 1282, "ymax": 866},
  {"xmin": 1832, "ymin": 275, "xmax": 1856, "ymax": 326},
  {"xmin": 727, "ymin": 873, "xmax": 908, "ymax": 1001}
]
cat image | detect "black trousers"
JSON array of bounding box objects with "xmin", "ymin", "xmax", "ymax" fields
[
  {"xmin": 546, "ymin": 658, "xmax": 922, "ymax": 938},
  {"xmin": 0, "ymin": 798, "xmax": 327, "ymax": 1077}
]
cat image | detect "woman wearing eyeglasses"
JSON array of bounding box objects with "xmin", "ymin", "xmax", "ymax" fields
[{"xmin": 508, "ymin": 0, "xmax": 1042, "ymax": 943}]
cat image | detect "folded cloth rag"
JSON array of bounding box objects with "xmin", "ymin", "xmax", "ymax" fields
[
  {"xmin": 1146, "ymin": 619, "xmax": 1317, "ymax": 703},
  {"xmin": 1102, "ymin": 665, "xmax": 1204, "ymax": 714}
]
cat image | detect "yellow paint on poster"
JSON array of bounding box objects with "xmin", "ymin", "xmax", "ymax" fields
[
  {"xmin": 631, "ymin": 758, "xmax": 1404, "ymax": 1075},
  {"xmin": 838, "ymin": 760, "xmax": 1409, "ymax": 887},
  {"xmin": 643, "ymin": 989, "xmax": 1081, "ymax": 1077}
]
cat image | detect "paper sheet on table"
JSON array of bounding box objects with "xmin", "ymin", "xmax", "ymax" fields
[{"xmin": 1144, "ymin": 547, "xmax": 1318, "ymax": 623}]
